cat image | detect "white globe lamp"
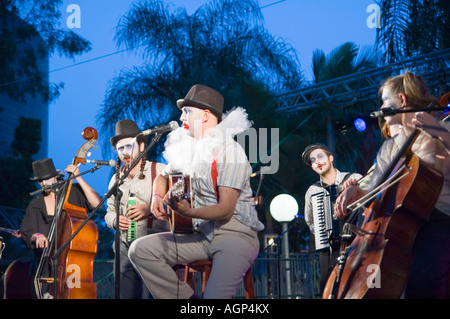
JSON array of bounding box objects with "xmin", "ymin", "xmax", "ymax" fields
[
  {"xmin": 270, "ymin": 194, "xmax": 298, "ymax": 222},
  {"xmin": 269, "ymin": 194, "xmax": 298, "ymax": 298}
]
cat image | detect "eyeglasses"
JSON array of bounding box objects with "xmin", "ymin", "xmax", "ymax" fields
[
  {"xmin": 309, "ymin": 152, "xmax": 327, "ymax": 164},
  {"xmin": 116, "ymin": 143, "xmax": 136, "ymax": 154}
]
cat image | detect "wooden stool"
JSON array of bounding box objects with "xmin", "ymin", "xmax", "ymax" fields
[{"xmin": 184, "ymin": 260, "xmax": 255, "ymax": 299}]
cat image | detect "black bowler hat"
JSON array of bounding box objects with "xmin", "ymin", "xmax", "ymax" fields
[
  {"xmin": 177, "ymin": 84, "xmax": 224, "ymax": 119},
  {"xmin": 301, "ymin": 143, "xmax": 331, "ymax": 166},
  {"xmin": 30, "ymin": 158, "xmax": 60, "ymax": 181},
  {"xmin": 110, "ymin": 119, "xmax": 148, "ymax": 147}
]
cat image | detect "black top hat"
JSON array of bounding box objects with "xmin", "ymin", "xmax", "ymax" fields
[
  {"xmin": 110, "ymin": 119, "xmax": 148, "ymax": 147},
  {"xmin": 301, "ymin": 143, "xmax": 331, "ymax": 166},
  {"xmin": 30, "ymin": 158, "xmax": 60, "ymax": 181},
  {"xmin": 177, "ymin": 84, "xmax": 224, "ymax": 119}
]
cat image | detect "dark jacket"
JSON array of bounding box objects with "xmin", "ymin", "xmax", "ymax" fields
[{"xmin": 19, "ymin": 183, "xmax": 92, "ymax": 250}]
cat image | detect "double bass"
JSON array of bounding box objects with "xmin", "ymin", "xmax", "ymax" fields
[
  {"xmin": 323, "ymin": 125, "xmax": 444, "ymax": 299},
  {"xmin": 34, "ymin": 127, "xmax": 99, "ymax": 299}
]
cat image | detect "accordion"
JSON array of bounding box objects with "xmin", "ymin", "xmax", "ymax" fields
[{"xmin": 311, "ymin": 185, "xmax": 341, "ymax": 251}]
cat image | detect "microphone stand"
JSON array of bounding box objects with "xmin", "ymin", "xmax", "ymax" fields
[
  {"xmin": 29, "ymin": 165, "xmax": 102, "ymax": 197},
  {"xmin": 53, "ymin": 132, "xmax": 164, "ymax": 299},
  {"xmin": 254, "ymin": 174, "xmax": 264, "ymax": 201},
  {"xmin": 371, "ymin": 106, "xmax": 448, "ymax": 118}
]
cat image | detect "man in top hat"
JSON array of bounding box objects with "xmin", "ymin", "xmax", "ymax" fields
[
  {"xmin": 19, "ymin": 158, "xmax": 101, "ymax": 297},
  {"xmin": 104, "ymin": 119, "xmax": 168, "ymax": 299},
  {"xmin": 302, "ymin": 143, "xmax": 362, "ymax": 294},
  {"xmin": 128, "ymin": 84, "xmax": 264, "ymax": 299}
]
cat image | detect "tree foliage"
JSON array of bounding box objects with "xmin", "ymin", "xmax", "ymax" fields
[
  {"xmin": 312, "ymin": 42, "xmax": 379, "ymax": 83},
  {"xmin": 0, "ymin": 117, "xmax": 41, "ymax": 209},
  {"xmin": 310, "ymin": 41, "xmax": 381, "ymax": 163},
  {"xmin": 0, "ymin": 0, "xmax": 91, "ymax": 102},
  {"xmin": 97, "ymin": 0, "xmax": 303, "ymax": 155},
  {"xmin": 376, "ymin": 0, "xmax": 450, "ymax": 63}
]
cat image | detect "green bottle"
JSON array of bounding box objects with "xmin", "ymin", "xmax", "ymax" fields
[{"xmin": 126, "ymin": 193, "xmax": 137, "ymax": 243}]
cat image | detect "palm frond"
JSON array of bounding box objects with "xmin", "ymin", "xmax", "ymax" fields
[
  {"xmin": 376, "ymin": 0, "xmax": 411, "ymax": 62},
  {"xmin": 97, "ymin": 0, "xmax": 303, "ymax": 161},
  {"xmin": 375, "ymin": 0, "xmax": 449, "ymax": 62},
  {"xmin": 312, "ymin": 42, "xmax": 378, "ymax": 83}
]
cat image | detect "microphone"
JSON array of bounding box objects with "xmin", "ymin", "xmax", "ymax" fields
[
  {"xmin": 86, "ymin": 159, "xmax": 116, "ymax": 167},
  {"xmin": 56, "ymin": 171, "xmax": 66, "ymax": 181},
  {"xmin": 250, "ymin": 166, "xmax": 271, "ymax": 177},
  {"xmin": 370, "ymin": 104, "xmax": 449, "ymax": 118},
  {"xmin": 140, "ymin": 121, "xmax": 179, "ymax": 136},
  {"xmin": 370, "ymin": 106, "xmax": 396, "ymax": 118}
]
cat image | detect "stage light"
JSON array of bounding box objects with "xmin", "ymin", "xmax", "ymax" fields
[{"xmin": 353, "ymin": 117, "xmax": 367, "ymax": 132}]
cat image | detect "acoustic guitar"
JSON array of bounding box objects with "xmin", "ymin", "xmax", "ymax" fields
[{"xmin": 168, "ymin": 174, "xmax": 194, "ymax": 233}]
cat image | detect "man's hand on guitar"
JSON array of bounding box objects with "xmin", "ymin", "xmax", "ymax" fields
[
  {"xmin": 151, "ymin": 193, "xmax": 170, "ymax": 221},
  {"xmin": 164, "ymin": 192, "xmax": 192, "ymax": 218}
]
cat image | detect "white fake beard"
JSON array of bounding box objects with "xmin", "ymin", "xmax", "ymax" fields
[{"xmin": 163, "ymin": 107, "xmax": 252, "ymax": 179}]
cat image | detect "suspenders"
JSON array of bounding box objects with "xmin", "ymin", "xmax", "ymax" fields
[{"xmin": 148, "ymin": 161, "xmax": 157, "ymax": 228}]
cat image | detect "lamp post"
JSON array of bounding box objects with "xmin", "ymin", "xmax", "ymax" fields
[{"xmin": 270, "ymin": 194, "xmax": 298, "ymax": 298}]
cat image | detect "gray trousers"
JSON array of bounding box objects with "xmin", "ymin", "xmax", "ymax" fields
[{"xmin": 128, "ymin": 218, "xmax": 260, "ymax": 299}]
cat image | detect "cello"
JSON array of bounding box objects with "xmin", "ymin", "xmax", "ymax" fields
[
  {"xmin": 322, "ymin": 125, "xmax": 444, "ymax": 299},
  {"xmin": 34, "ymin": 127, "xmax": 99, "ymax": 299}
]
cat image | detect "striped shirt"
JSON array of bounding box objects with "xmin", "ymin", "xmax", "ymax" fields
[{"xmin": 163, "ymin": 138, "xmax": 264, "ymax": 241}]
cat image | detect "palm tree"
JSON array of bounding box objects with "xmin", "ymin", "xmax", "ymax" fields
[
  {"xmin": 97, "ymin": 0, "xmax": 303, "ymax": 156},
  {"xmin": 376, "ymin": 0, "xmax": 449, "ymax": 63},
  {"xmin": 310, "ymin": 42, "xmax": 379, "ymax": 159},
  {"xmin": 312, "ymin": 43, "xmax": 378, "ymax": 83}
]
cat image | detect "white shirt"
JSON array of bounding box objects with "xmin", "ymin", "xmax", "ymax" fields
[
  {"xmin": 367, "ymin": 125, "xmax": 450, "ymax": 216},
  {"xmin": 105, "ymin": 161, "xmax": 169, "ymax": 241},
  {"xmin": 304, "ymin": 169, "xmax": 362, "ymax": 236}
]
